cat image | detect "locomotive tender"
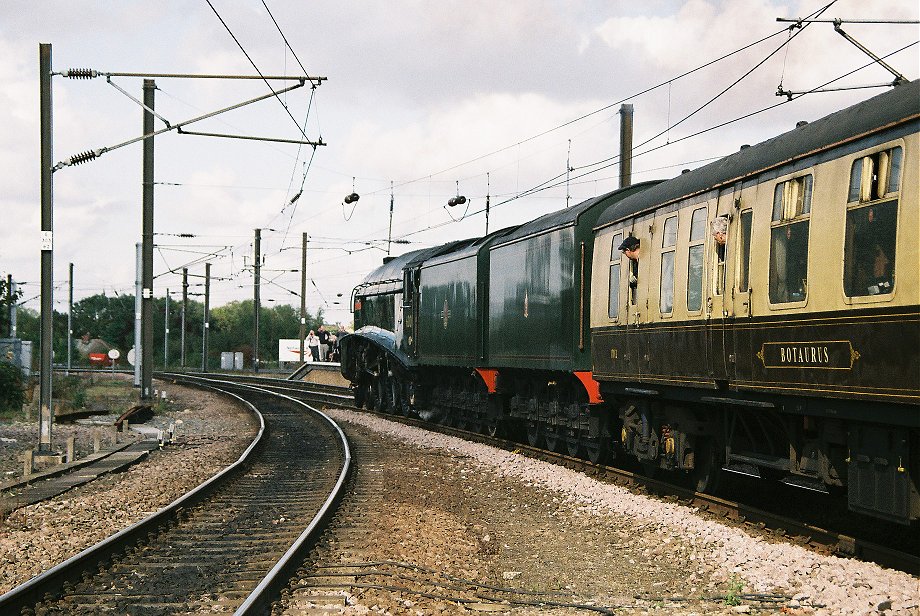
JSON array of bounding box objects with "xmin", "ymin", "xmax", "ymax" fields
[{"xmin": 341, "ymin": 80, "xmax": 919, "ymax": 524}]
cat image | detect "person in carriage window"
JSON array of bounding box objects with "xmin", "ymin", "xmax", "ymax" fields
[
  {"xmin": 867, "ymin": 243, "xmax": 892, "ymax": 295},
  {"xmin": 618, "ymin": 235, "xmax": 640, "ymax": 283},
  {"xmin": 618, "ymin": 235, "xmax": 640, "ymax": 305}
]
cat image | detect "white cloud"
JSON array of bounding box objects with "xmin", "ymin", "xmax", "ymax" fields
[{"xmin": 1, "ymin": 0, "xmax": 916, "ymax": 325}]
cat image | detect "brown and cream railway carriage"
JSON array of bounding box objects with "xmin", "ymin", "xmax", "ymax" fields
[{"xmin": 590, "ymin": 80, "xmax": 919, "ymax": 523}]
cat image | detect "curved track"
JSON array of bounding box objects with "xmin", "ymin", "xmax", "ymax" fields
[
  {"xmin": 198, "ymin": 373, "xmax": 919, "ymax": 576},
  {"xmin": 0, "ymin": 375, "xmax": 351, "ymax": 615}
]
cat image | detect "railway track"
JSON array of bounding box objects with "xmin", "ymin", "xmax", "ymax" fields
[
  {"xmin": 0, "ymin": 375, "xmax": 351, "ymax": 615},
  {"xmin": 193, "ymin": 373, "xmax": 919, "ymax": 576}
]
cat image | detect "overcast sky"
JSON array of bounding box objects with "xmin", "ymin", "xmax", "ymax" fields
[{"xmin": 1, "ymin": 0, "xmax": 917, "ymax": 327}]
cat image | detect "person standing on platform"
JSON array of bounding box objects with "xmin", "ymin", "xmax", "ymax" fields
[
  {"xmin": 318, "ymin": 325, "xmax": 330, "ymax": 362},
  {"xmin": 307, "ymin": 330, "xmax": 320, "ymax": 362}
]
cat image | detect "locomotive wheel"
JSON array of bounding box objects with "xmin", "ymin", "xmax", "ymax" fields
[
  {"xmin": 565, "ymin": 431, "xmax": 582, "ymax": 458},
  {"xmin": 399, "ymin": 381, "xmax": 414, "ymax": 417},
  {"xmin": 389, "ymin": 378, "xmax": 402, "ymax": 415},
  {"xmin": 544, "ymin": 426, "xmax": 563, "ymax": 452},
  {"xmin": 689, "ymin": 438, "xmax": 722, "ymax": 493},
  {"xmin": 373, "ymin": 376, "xmax": 389, "ymax": 412},
  {"xmin": 583, "ymin": 436, "xmax": 609, "ymax": 464},
  {"xmin": 525, "ymin": 421, "xmax": 543, "ymax": 448},
  {"xmin": 641, "ymin": 459, "xmax": 659, "ymax": 479},
  {"xmin": 353, "ymin": 381, "xmax": 368, "ymax": 408}
]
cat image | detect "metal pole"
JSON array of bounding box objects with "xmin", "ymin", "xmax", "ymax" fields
[
  {"xmin": 9, "ymin": 281, "xmax": 17, "ymax": 338},
  {"xmin": 134, "ymin": 243, "xmax": 141, "ymax": 387},
  {"xmin": 67, "ymin": 263, "xmax": 73, "ymax": 374},
  {"xmin": 253, "ymin": 228, "xmax": 260, "ymax": 373},
  {"xmin": 485, "ymin": 173, "xmax": 490, "ymax": 235},
  {"xmin": 141, "ymin": 79, "xmax": 155, "ymax": 400},
  {"xmin": 38, "ymin": 42, "xmax": 54, "ymax": 453},
  {"xmin": 299, "ymin": 232, "xmax": 307, "ymax": 364},
  {"xmin": 164, "ymin": 289, "xmax": 169, "ymax": 368},
  {"xmin": 618, "ymin": 104, "xmax": 634, "ymax": 189},
  {"xmin": 6, "ymin": 274, "xmax": 12, "ymax": 337},
  {"xmin": 202, "ymin": 263, "xmax": 210, "ymax": 372},
  {"xmin": 387, "ymin": 181, "xmax": 394, "ymax": 255},
  {"xmin": 181, "ymin": 267, "xmax": 187, "ymax": 368}
]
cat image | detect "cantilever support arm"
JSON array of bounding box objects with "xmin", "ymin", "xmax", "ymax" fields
[
  {"xmin": 832, "ymin": 19, "xmax": 909, "ymax": 85},
  {"xmin": 53, "ymin": 79, "xmax": 309, "ymax": 171}
]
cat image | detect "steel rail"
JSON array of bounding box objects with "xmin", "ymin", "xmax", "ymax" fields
[
  {"xmin": 0, "ymin": 384, "xmax": 266, "ymax": 613},
  {"xmin": 230, "ymin": 374, "xmax": 919, "ymax": 575},
  {"xmin": 2, "ymin": 374, "xmax": 352, "ymax": 614},
  {"xmin": 160, "ymin": 372, "xmax": 353, "ymax": 615}
]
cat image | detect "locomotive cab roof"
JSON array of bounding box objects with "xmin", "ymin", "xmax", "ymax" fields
[{"xmin": 353, "ymin": 248, "xmax": 426, "ymax": 297}]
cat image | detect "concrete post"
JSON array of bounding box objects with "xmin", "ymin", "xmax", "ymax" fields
[
  {"xmin": 23, "ymin": 450, "xmax": 33, "ymax": 477},
  {"xmin": 66, "ymin": 436, "xmax": 75, "ymax": 463},
  {"xmin": 93, "ymin": 430, "xmax": 101, "ymax": 453}
]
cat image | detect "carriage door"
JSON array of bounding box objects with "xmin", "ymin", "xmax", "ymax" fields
[
  {"xmin": 621, "ymin": 224, "xmax": 647, "ymax": 380},
  {"xmin": 707, "ymin": 186, "xmax": 738, "ymax": 382},
  {"xmin": 732, "ymin": 202, "xmax": 754, "ymax": 383}
]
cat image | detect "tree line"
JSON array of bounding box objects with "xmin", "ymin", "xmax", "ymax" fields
[{"xmin": 10, "ymin": 293, "xmax": 329, "ymax": 370}]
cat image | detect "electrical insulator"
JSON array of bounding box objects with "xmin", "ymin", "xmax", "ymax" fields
[
  {"xmin": 68, "ymin": 150, "xmax": 99, "ymax": 166},
  {"xmin": 63, "ymin": 68, "xmax": 99, "ymax": 79},
  {"xmin": 344, "ymin": 192, "xmax": 360, "ymax": 204},
  {"xmin": 448, "ymin": 195, "xmax": 467, "ymax": 207}
]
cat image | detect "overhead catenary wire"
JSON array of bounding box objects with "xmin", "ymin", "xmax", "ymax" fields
[
  {"xmin": 134, "ymin": 5, "xmax": 913, "ymax": 310},
  {"xmin": 380, "ymin": 38, "xmax": 916, "ymax": 246},
  {"xmin": 350, "ymin": 21, "xmax": 799, "ymax": 198},
  {"xmin": 570, "ymin": 0, "xmax": 837, "ymax": 177},
  {"xmin": 205, "ymin": 0, "xmax": 320, "ymax": 142}
]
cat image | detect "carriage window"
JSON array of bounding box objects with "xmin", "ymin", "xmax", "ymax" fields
[
  {"xmin": 772, "ymin": 175, "xmax": 812, "ymax": 221},
  {"xmin": 608, "ymin": 232, "xmax": 623, "ymax": 318},
  {"xmin": 738, "ymin": 210, "xmax": 753, "ymax": 292},
  {"xmin": 848, "ymin": 147, "xmax": 903, "ymax": 203},
  {"xmin": 769, "ymin": 175, "xmax": 812, "ymax": 303},
  {"xmin": 711, "ymin": 216, "xmax": 728, "ymax": 296},
  {"xmin": 660, "ymin": 216, "xmax": 677, "ymax": 314},
  {"xmin": 844, "ymin": 199, "xmax": 898, "ymax": 297},
  {"xmin": 687, "ymin": 208, "xmax": 706, "ymax": 312}
]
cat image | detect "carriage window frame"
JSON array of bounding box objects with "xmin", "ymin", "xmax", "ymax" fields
[
  {"xmin": 847, "ymin": 146, "xmax": 902, "ymax": 204},
  {"xmin": 608, "ymin": 232, "xmax": 623, "ymax": 320},
  {"xmin": 713, "ymin": 224, "xmax": 727, "ymax": 297},
  {"xmin": 769, "ymin": 174, "xmax": 813, "ymax": 305},
  {"xmin": 737, "ymin": 209, "xmax": 753, "ymax": 293},
  {"xmin": 843, "ymin": 145, "xmax": 902, "ymax": 300},
  {"xmin": 659, "ymin": 216, "xmax": 677, "ymax": 315},
  {"xmin": 687, "ymin": 207, "xmax": 707, "ymax": 313}
]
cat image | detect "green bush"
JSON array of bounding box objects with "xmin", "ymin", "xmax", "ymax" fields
[{"xmin": 0, "ymin": 362, "xmax": 25, "ymax": 414}]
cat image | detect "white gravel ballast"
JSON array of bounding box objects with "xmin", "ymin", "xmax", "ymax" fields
[{"xmin": 328, "ymin": 409, "xmax": 920, "ymax": 616}]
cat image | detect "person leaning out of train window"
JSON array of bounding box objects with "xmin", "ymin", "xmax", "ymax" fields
[
  {"xmin": 710, "ymin": 216, "xmax": 728, "ymax": 246},
  {"xmin": 867, "ymin": 243, "xmax": 892, "ymax": 295},
  {"xmin": 711, "ymin": 215, "xmax": 729, "ymax": 265},
  {"xmin": 618, "ymin": 235, "xmax": 640, "ymax": 287}
]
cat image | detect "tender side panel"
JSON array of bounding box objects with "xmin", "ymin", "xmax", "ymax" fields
[
  {"xmin": 489, "ymin": 226, "xmax": 576, "ymax": 370},
  {"xmin": 417, "ymin": 256, "xmax": 478, "ymax": 366}
]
